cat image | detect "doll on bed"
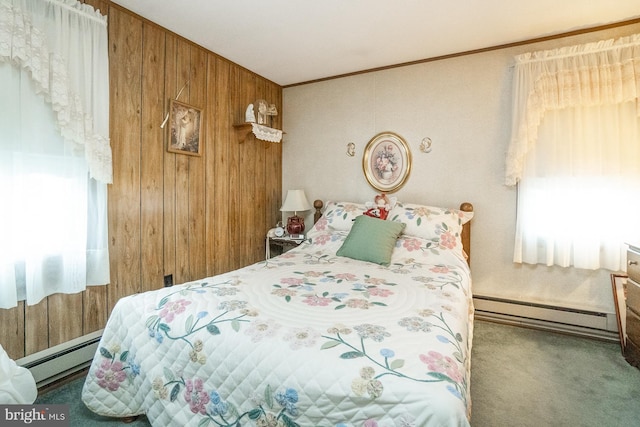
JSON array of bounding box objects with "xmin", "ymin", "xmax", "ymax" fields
[{"xmin": 363, "ymin": 193, "xmax": 396, "ymax": 220}]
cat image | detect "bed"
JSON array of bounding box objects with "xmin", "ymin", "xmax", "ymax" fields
[{"xmin": 82, "ymin": 199, "xmax": 474, "ymax": 426}]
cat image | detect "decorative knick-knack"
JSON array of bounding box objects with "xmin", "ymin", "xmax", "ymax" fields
[{"xmin": 245, "ymin": 104, "xmax": 255, "ymax": 123}]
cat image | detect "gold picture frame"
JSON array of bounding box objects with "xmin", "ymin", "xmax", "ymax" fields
[
  {"xmin": 362, "ymin": 132, "xmax": 412, "ymax": 193},
  {"xmin": 167, "ymin": 99, "xmax": 203, "ymax": 156},
  {"xmin": 611, "ymin": 273, "xmax": 628, "ymax": 354}
]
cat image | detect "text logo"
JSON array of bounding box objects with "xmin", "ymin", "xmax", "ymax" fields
[{"xmin": 1, "ymin": 405, "xmax": 69, "ymax": 426}]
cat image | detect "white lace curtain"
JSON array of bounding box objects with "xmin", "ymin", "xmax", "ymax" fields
[
  {"xmin": 0, "ymin": 0, "xmax": 110, "ymax": 309},
  {"xmin": 506, "ymin": 34, "xmax": 640, "ymax": 186},
  {"xmin": 0, "ymin": 0, "xmax": 111, "ymax": 182},
  {"xmin": 506, "ymin": 34, "xmax": 640, "ymax": 270}
]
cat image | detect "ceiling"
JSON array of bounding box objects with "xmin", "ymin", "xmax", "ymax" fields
[{"xmin": 112, "ymin": 0, "xmax": 640, "ymax": 87}]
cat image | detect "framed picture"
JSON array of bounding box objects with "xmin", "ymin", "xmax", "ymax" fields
[
  {"xmin": 362, "ymin": 132, "xmax": 412, "ymax": 193},
  {"xmin": 611, "ymin": 273, "xmax": 628, "ymax": 354},
  {"xmin": 167, "ymin": 99, "xmax": 203, "ymax": 156}
]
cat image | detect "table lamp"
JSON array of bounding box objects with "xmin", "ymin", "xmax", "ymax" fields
[{"xmin": 280, "ymin": 189, "xmax": 312, "ymax": 235}]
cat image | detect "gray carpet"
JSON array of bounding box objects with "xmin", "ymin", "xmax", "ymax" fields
[
  {"xmin": 35, "ymin": 381, "xmax": 151, "ymax": 426},
  {"xmin": 35, "ymin": 320, "xmax": 640, "ymax": 426},
  {"xmin": 470, "ymin": 321, "xmax": 640, "ymax": 427}
]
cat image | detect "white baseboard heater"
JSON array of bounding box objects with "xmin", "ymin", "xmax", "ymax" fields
[
  {"xmin": 473, "ymin": 295, "xmax": 619, "ymax": 342},
  {"xmin": 17, "ymin": 330, "xmax": 103, "ymax": 388}
]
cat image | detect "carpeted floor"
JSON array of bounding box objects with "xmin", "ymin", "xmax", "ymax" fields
[
  {"xmin": 35, "ymin": 377, "xmax": 152, "ymax": 426},
  {"xmin": 470, "ymin": 321, "xmax": 640, "ymax": 426},
  {"xmin": 35, "ymin": 320, "xmax": 640, "ymax": 426}
]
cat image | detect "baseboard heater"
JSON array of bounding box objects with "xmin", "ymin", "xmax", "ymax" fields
[
  {"xmin": 473, "ymin": 295, "xmax": 619, "ymax": 342},
  {"xmin": 17, "ymin": 330, "xmax": 103, "ymax": 388}
]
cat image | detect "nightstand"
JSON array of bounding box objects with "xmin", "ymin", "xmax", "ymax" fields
[
  {"xmin": 625, "ymin": 242, "xmax": 640, "ymax": 368},
  {"xmin": 266, "ymin": 235, "xmax": 304, "ymax": 259}
]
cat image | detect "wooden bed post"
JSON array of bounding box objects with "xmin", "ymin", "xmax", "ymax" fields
[
  {"xmin": 313, "ymin": 199, "xmax": 323, "ymax": 224},
  {"xmin": 460, "ymin": 202, "xmax": 473, "ymax": 266}
]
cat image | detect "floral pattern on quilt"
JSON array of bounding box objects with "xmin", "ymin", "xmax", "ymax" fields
[
  {"xmin": 83, "ymin": 225, "xmax": 473, "ymax": 426},
  {"xmin": 145, "ymin": 280, "xmax": 257, "ymax": 349},
  {"xmin": 321, "ymin": 310, "xmax": 468, "ymax": 407},
  {"xmin": 272, "ymin": 271, "xmax": 397, "ymax": 309},
  {"xmin": 149, "ymin": 371, "xmax": 302, "ymax": 427},
  {"xmin": 94, "ymin": 344, "xmax": 140, "ymax": 392},
  {"xmin": 148, "ymin": 368, "xmax": 424, "ymax": 427}
]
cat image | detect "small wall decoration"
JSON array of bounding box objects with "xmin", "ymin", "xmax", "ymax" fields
[
  {"xmin": 362, "ymin": 132, "xmax": 412, "ymax": 193},
  {"xmin": 419, "ymin": 137, "xmax": 433, "ymax": 153},
  {"xmin": 168, "ymin": 99, "xmax": 203, "ymax": 156},
  {"xmin": 346, "ymin": 142, "xmax": 355, "ymax": 157}
]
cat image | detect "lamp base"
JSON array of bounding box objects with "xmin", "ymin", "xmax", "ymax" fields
[{"xmin": 286, "ymin": 215, "xmax": 305, "ymax": 235}]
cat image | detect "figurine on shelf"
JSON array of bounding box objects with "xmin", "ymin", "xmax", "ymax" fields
[
  {"xmin": 267, "ymin": 104, "xmax": 278, "ymax": 128},
  {"xmin": 255, "ymin": 99, "xmax": 268, "ymax": 124},
  {"xmin": 245, "ymin": 104, "xmax": 255, "ymax": 123}
]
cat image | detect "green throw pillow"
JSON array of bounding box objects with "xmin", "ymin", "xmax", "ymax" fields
[{"xmin": 336, "ymin": 215, "xmax": 406, "ymax": 266}]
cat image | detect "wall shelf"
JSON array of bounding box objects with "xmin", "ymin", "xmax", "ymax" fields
[{"xmin": 233, "ymin": 123, "xmax": 283, "ymax": 143}]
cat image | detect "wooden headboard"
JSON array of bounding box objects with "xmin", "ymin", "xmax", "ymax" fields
[
  {"xmin": 312, "ymin": 200, "xmax": 473, "ymax": 265},
  {"xmin": 459, "ymin": 202, "xmax": 473, "ymax": 265},
  {"xmin": 313, "ymin": 199, "xmax": 324, "ymax": 224}
]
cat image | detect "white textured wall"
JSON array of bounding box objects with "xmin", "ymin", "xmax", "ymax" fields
[{"xmin": 282, "ymin": 23, "xmax": 640, "ymax": 314}]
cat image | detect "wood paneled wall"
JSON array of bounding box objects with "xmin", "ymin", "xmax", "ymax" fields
[{"xmin": 0, "ymin": 1, "xmax": 282, "ymax": 361}]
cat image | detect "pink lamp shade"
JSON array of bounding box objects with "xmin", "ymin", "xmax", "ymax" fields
[{"xmin": 280, "ymin": 189, "xmax": 312, "ymax": 234}]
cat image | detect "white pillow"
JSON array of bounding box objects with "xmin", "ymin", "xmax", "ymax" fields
[
  {"xmin": 388, "ymin": 202, "xmax": 473, "ymax": 249},
  {"xmin": 321, "ymin": 201, "xmax": 368, "ymax": 232}
]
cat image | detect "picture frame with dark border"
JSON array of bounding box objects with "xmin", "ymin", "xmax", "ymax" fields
[
  {"xmin": 167, "ymin": 99, "xmax": 203, "ymax": 156},
  {"xmin": 611, "ymin": 273, "xmax": 628, "ymax": 354}
]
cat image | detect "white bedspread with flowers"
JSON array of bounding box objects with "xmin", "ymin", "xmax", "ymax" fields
[{"xmin": 82, "ymin": 202, "xmax": 474, "ymax": 427}]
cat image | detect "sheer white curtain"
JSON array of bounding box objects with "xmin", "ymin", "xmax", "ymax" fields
[
  {"xmin": 0, "ymin": 0, "xmax": 110, "ymax": 309},
  {"xmin": 506, "ymin": 34, "xmax": 640, "ymax": 271}
]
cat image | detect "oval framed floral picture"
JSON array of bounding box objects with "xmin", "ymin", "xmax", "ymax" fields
[{"xmin": 362, "ymin": 132, "xmax": 412, "ymax": 193}]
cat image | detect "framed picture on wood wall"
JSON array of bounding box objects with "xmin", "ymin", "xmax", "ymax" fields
[{"xmin": 167, "ymin": 99, "xmax": 203, "ymax": 156}]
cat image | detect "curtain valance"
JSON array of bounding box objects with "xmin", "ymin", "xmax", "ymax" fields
[
  {"xmin": 505, "ymin": 33, "xmax": 640, "ymax": 186},
  {"xmin": 0, "ymin": 0, "xmax": 111, "ymax": 183}
]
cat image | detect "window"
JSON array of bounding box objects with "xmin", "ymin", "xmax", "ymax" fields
[
  {"xmin": 506, "ymin": 34, "xmax": 640, "ymax": 271},
  {"xmin": 514, "ymin": 103, "xmax": 640, "ymax": 269},
  {"xmin": 0, "ymin": 0, "xmax": 110, "ymax": 308}
]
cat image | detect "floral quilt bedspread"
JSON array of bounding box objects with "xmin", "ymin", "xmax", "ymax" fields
[{"xmin": 82, "ymin": 230, "xmax": 474, "ymax": 427}]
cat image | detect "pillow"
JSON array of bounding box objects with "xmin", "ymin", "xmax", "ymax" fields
[
  {"xmin": 322, "ymin": 201, "xmax": 368, "ymax": 231},
  {"xmin": 388, "ymin": 202, "xmax": 473, "ymax": 249},
  {"xmin": 336, "ymin": 215, "xmax": 406, "ymax": 265}
]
